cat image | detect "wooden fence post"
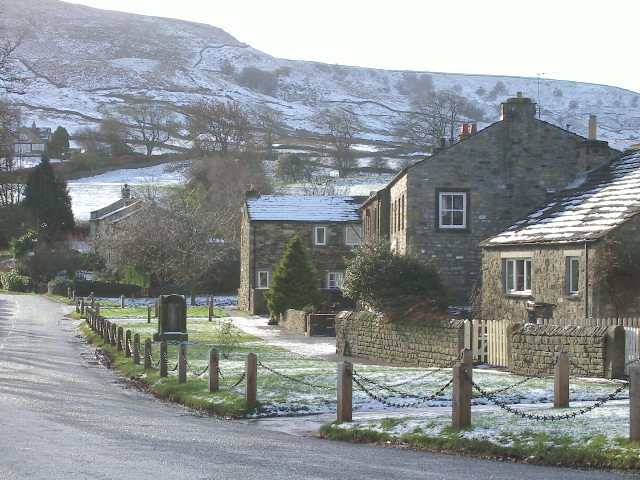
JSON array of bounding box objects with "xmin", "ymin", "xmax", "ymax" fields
[
  {"xmin": 120, "ymin": 295, "xmax": 125, "ymax": 308},
  {"xmin": 452, "ymin": 348, "xmax": 473, "ymax": 429},
  {"xmin": 554, "ymin": 351, "xmax": 569, "ymax": 408},
  {"xmin": 133, "ymin": 333, "xmax": 141, "ymax": 365},
  {"xmin": 209, "ymin": 349, "xmax": 219, "ymax": 393},
  {"xmin": 125, "ymin": 330, "xmax": 132, "ymax": 358},
  {"xmin": 178, "ymin": 344, "xmax": 187, "ymax": 383},
  {"xmin": 110, "ymin": 324, "xmax": 117, "ymax": 347},
  {"xmin": 80, "ymin": 299, "xmax": 85, "ymax": 315},
  {"xmin": 72, "ymin": 290, "xmax": 76, "ymax": 301},
  {"xmin": 144, "ymin": 338, "xmax": 152, "ymax": 369},
  {"xmin": 245, "ymin": 353, "xmax": 257, "ymax": 408},
  {"xmin": 96, "ymin": 303, "xmax": 100, "ymax": 316},
  {"xmin": 147, "ymin": 306, "xmax": 151, "ymax": 323},
  {"xmin": 337, "ymin": 361, "xmax": 353, "ymax": 422},
  {"xmin": 208, "ymin": 301, "xmax": 213, "ymax": 322},
  {"xmin": 103, "ymin": 320, "xmax": 109, "ymax": 341},
  {"xmin": 117, "ymin": 327, "xmax": 123, "ymax": 351},
  {"xmin": 160, "ymin": 341, "xmax": 168, "ymax": 377},
  {"xmin": 631, "ymin": 365, "xmax": 640, "ymax": 442}
]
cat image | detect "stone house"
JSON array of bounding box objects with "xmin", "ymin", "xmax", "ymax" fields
[
  {"xmin": 480, "ymin": 149, "xmax": 640, "ymax": 321},
  {"xmin": 13, "ymin": 122, "xmax": 52, "ymax": 157},
  {"xmin": 89, "ymin": 184, "xmax": 142, "ymax": 267},
  {"xmin": 238, "ymin": 193, "xmax": 363, "ymax": 315},
  {"xmin": 361, "ymin": 93, "xmax": 619, "ymax": 304}
]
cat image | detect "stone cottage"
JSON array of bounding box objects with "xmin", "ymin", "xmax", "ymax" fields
[
  {"xmin": 480, "ymin": 149, "xmax": 640, "ymax": 321},
  {"xmin": 238, "ymin": 193, "xmax": 363, "ymax": 314},
  {"xmin": 361, "ymin": 93, "xmax": 619, "ymax": 304},
  {"xmin": 89, "ymin": 184, "xmax": 142, "ymax": 268}
]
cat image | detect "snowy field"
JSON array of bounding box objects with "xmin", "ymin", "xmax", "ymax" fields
[{"xmin": 68, "ymin": 163, "xmax": 184, "ymax": 221}]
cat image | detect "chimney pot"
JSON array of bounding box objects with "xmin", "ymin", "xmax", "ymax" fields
[
  {"xmin": 470, "ymin": 123, "xmax": 477, "ymax": 134},
  {"xmin": 588, "ymin": 115, "xmax": 597, "ymax": 140},
  {"xmin": 461, "ymin": 123, "xmax": 469, "ymax": 135}
]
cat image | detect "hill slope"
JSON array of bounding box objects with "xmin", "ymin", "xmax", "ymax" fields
[{"xmin": 2, "ymin": 0, "xmax": 639, "ymax": 149}]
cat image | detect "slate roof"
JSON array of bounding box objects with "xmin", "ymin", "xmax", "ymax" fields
[
  {"xmin": 246, "ymin": 195, "xmax": 361, "ymax": 222},
  {"xmin": 484, "ymin": 150, "xmax": 640, "ymax": 245}
]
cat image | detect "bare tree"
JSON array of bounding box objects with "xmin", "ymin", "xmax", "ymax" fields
[
  {"xmin": 117, "ymin": 103, "xmax": 176, "ymax": 157},
  {"xmin": 0, "ymin": 30, "xmax": 26, "ymax": 94},
  {"xmin": 316, "ymin": 107, "xmax": 361, "ymax": 178},
  {"xmin": 0, "ymin": 101, "xmax": 22, "ymax": 206},
  {"xmin": 255, "ymin": 106, "xmax": 284, "ymax": 157},
  {"xmin": 396, "ymin": 89, "xmax": 478, "ymax": 148},
  {"xmin": 183, "ymin": 99, "xmax": 250, "ymax": 155}
]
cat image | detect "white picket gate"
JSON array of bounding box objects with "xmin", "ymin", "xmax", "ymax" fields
[
  {"xmin": 463, "ymin": 319, "xmax": 509, "ymax": 367},
  {"xmin": 624, "ymin": 327, "xmax": 640, "ymax": 375}
]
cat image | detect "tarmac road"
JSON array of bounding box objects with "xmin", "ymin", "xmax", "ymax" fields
[{"xmin": 0, "ymin": 293, "xmax": 637, "ymax": 480}]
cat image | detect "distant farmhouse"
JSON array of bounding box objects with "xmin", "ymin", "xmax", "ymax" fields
[
  {"xmin": 239, "ymin": 193, "xmax": 363, "ymax": 315},
  {"xmin": 362, "ymin": 93, "xmax": 620, "ymax": 304},
  {"xmin": 481, "ymin": 148, "xmax": 640, "ymax": 321},
  {"xmin": 89, "ymin": 184, "xmax": 142, "ymax": 268},
  {"xmin": 13, "ymin": 122, "xmax": 52, "ymax": 158}
]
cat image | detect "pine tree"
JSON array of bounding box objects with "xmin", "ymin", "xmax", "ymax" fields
[
  {"xmin": 47, "ymin": 126, "xmax": 70, "ymax": 158},
  {"xmin": 264, "ymin": 235, "xmax": 322, "ymax": 319},
  {"xmin": 22, "ymin": 156, "xmax": 75, "ymax": 240}
]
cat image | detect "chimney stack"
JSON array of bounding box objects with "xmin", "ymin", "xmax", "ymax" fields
[
  {"xmin": 500, "ymin": 94, "xmax": 536, "ymax": 121},
  {"xmin": 588, "ymin": 115, "xmax": 597, "ymax": 140}
]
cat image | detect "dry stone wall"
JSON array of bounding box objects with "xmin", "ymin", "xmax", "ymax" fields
[
  {"xmin": 335, "ymin": 312, "xmax": 465, "ymax": 367},
  {"xmin": 509, "ymin": 323, "xmax": 623, "ymax": 378},
  {"xmin": 280, "ymin": 309, "xmax": 307, "ymax": 335}
]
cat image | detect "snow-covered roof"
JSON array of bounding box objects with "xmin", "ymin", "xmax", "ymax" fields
[
  {"xmin": 484, "ymin": 150, "xmax": 640, "ymax": 246},
  {"xmin": 246, "ymin": 195, "xmax": 361, "ymax": 222}
]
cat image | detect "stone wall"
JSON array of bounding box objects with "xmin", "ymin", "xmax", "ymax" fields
[
  {"xmin": 335, "ymin": 311, "xmax": 465, "ymax": 367},
  {"xmin": 280, "ymin": 309, "xmax": 307, "ymax": 335},
  {"xmin": 509, "ymin": 323, "xmax": 624, "ymax": 378}
]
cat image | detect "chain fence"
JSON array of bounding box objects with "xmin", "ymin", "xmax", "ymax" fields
[{"xmin": 257, "ymin": 361, "xmax": 335, "ymax": 391}]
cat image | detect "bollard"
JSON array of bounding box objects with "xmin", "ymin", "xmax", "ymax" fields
[
  {"xmin": 117, "ymin": 327, "xmax": 123, "ymax": 351},
  {"xmin": 208, "ymin": 301, "xmax": 213, "ymax": 322},
  {"xmin": 120, "ymin": 295, "xmax": 125, "ymax": 309},
  {"xmin": 337, "ymin": 361, "xmax": 353, "ymax": 422},
  {"xmin": 178, "ymin": 344, "xmax": 187, "ymax": 384},
  {"xmin": 110, "ymin": 324, "xmax": 117, "ymax": 347},
  {"xmin": 631, "ymin": 365, "xmax": 640, "ymax": 442},
  {"xmin": 144, "ymin": 338, "xmax": 152, "ymax": 369},
  {"xmin": 133, "ymin": 334, "xmax": 141, "ymax": 365},
  {"xmin": 554, "ymin": 351, "xmax": 569, "ymax": 408},
  {"xmin": 245, "ymin": 353, "xmax": 258, "ymax": 408},
  {"xmin": 452, "ymin": 348, "xmax": 473, "ymax": 429},
  {"xmin": 125, "ymin": 330, "xmax": 132, "ymax": 358},
  {"xmin": 209, "ymin": 349, "xmax": 219, "ymax": 393},
  {"xmin": 159, "ymin": 341, "xmax": 168, "ymax": 377},
  {"xmin": 147, "ymin": 305, "xmax": 151, "ymax": 323}
]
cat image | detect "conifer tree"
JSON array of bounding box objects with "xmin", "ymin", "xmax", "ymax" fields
[
  {"xmin": 22, "ymin": 156, "xmax": 75, "ymax": 240},
  {"xmin": 264, "ymin": 235, "xmax": 322, "ymax": 319},
  {"xmin": 47, "ymin": 126, "xmax": 70, "ymax": 158}
]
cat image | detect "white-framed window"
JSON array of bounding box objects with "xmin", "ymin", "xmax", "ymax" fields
[
  {"xmin": 326, "ymin": 271, "xmax": 344, "ymax": 289},
  {"xmin": 314, "ymin": 226, "xmax": 327, "ymax": 246},
  {"xmin": 567, "ymin": 257, "xmax": 579, "ymax": 295},
  {"xmin": 256, "ymin": 270, "xmax": 270, "ymax": 289},
  {"xmin": 504, "ymin": 258, "xmax": 532, "ymax": 294},
  {"xmin": 345, "ymin": 225, "xmax": 362, "ymax": 246},
  {"xmin": 438, "ymin": 191, "xmax": 468, "ymax": 229}
]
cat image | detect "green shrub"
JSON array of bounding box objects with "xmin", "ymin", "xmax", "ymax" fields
[
  {"xmin": 0, "ymin": 270, "xmax": 34, "ymax": 292},
  {"xmin": 264, "ymin": 236, "xmax": 322, "ymax": 319},
  {"xmin": 9, "ymin": 230, "xmax": 39, "ymax": 258},
  {"xmin": 72, "ymin": 279, "xmax": 141, "ymax": 297},
  {"xmin": 47, "ymin": 278, "xmax": 73, "ymax": 296},
  {"xmin": 341, "ymin": 240, "xmax": 448, "ymax": 320}
]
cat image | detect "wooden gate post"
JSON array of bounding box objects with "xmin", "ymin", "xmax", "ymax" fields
[
  {"xmin": 554, "ymin": 351, "xmax": 569, "ymax": 408},
  {"xmin": 117, "ymin": 327, "xmax": 123, "ymax": 351},
  {"xmin": 337, "ymin": 361, "xmax": 353, "ymax": 422},
  {"xmin": 245, "ymin": 353, "xmax": 258, "ymax": 408},
  {"xmin": 209, "ymin": 349, "xmax": 219, "ymax": 393},
  {"xmin": 452, "ymin": 348, "xmax": 473, "ymax": 429},
  {"xmin": 159, "ymin": 341, "xmax": 168, "ymax": 377},
  {"xmin": 631, "ymin": 365, "xmax": 640, "ymax": 442},
  {"xmin": 178, "ymin": 344, "xmax": 187, "ymax": 384},
  {"xmin": 133, "ymin": 333, "xmax": 141, "ymax": 365},
  {"xmin": 125, "ymin": 330, "xmax": 132, "ymax": 358},
  {"xmin": 144, "ymin": 338, "xmax": 152, "ymax": 369}
]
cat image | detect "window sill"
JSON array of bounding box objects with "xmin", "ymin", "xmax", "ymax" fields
[
  {"xmin": 504, "ymin": 292, "xmax": 533, "ymax": 298},
  {"xmin": 565, "ymin": 294, "xmax": 581, "ymax": 301},
  {"xmin": 436, "ymin": 227, "xmax": 470, "ymax": 233}
]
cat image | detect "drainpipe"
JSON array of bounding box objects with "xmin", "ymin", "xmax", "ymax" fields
[{"xmin": 584, "ymin": 242, "xmax": 589, "ymax": 318}]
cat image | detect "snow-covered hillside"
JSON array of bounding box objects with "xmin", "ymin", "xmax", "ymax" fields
[{"xmin": 2, "ymin": 0, "xmax": 639, "ymax": 149}]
